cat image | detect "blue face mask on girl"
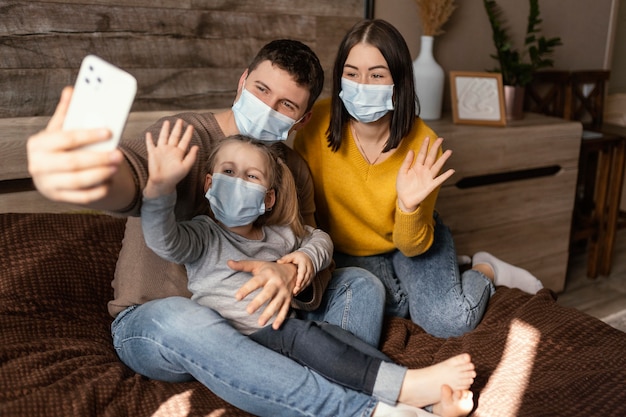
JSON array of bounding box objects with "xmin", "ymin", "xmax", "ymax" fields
[
  {"xmin": 339, "ymin": 78, "xmax": 395, "ymax": 123},
  {"xmin": 205, "ymin": 173, "xmax": 267, "ymax": 228},
  {"xmin": 232, "ymin": 85, "xmax": 301, "ymax": 142}
]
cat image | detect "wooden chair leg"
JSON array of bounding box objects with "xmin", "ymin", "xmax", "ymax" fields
[
  {"xmin": 599, "ymin": 138, "xmax": 626, "ymax": 275},
  {"xmin": 587, "ymin": 145, "xmax": 612, "ymax": 279}
]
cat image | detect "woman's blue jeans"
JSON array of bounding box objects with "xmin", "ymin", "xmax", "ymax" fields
[
  {"xmin": 334, "ymin": 213, "xmax": 495, "ymax": 338},
  {"xmin": 111, "ymin": 267, "xmax": 385, "ymax": 417}
]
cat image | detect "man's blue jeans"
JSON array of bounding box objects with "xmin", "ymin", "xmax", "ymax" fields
[
  {"xmin": 111, "ymin": 267, "xmax": 385, "ymax": 417},
  {"xmin": 334, "ymin": 213, "xmax": 495, "ymax": 338}
]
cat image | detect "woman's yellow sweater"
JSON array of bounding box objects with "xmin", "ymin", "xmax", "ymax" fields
[{"xmin": 294, "ymin": 98, "xmax": 441, "ymax": 257}]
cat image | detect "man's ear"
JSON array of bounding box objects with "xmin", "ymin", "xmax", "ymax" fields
[
  {"xmin": 204, "ymin": 174, "xmax": 213, "ymax": 194},
  {"xmin": 265, "ymin": 189, "xmax": 276, "ymax": 211},
  {"xmin": 292, "ymin": 110, "xmax": 313, "ymax": 131},
  {"xmin": 234, "ymin": 69, "xmax": 249, "ymax": 102}
]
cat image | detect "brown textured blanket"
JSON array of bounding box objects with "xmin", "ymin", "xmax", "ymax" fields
[{"xmin": 1, "ymin": 212, "xmax": 625, "ymax": 416}]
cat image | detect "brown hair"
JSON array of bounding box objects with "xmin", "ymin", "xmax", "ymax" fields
[
  {"xmin": 247, "ymin": 39, "xmax": 325, "ymax": 113},
  {"xmin": 206, "ymin": 135, "xmax": 307, "ymax": 238}
]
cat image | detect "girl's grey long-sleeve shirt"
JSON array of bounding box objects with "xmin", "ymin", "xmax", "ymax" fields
[{"xmin": 141, "ymin": 192, "xmax": 333, "ymax": 335}]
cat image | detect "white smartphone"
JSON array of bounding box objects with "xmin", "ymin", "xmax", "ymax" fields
[{"xmin": 62, "ymin": 55, "xmax": 137, "ymax": 151}]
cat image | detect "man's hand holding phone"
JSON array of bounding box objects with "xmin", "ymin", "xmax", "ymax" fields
[
  {"xmin": 27, "ymin": 56, "xmax": 137, "ymax": 208},
  {"xmin": 62, "ymin": 55, "xmax": 137, "ymax": 152}
]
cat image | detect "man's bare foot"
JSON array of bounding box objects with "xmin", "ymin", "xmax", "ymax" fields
[
  {"xmin": 432, "ymin": 384, "xmax": 474, "ymax": 417},
  {"xmin": 397, "ymin": 353, "xmax": 476, "ymax": 408}
]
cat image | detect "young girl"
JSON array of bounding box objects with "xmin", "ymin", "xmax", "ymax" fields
[{"xmin": 140, "ymin": 120, "xmax": 475, "ymax": 417}]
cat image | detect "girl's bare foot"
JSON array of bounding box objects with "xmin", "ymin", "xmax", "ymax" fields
[
  {"xmin": 398, "ymin": 353, "xmax": 476, "ymax": 408},
  {"xmin": 432, "ymin": 385, "xmax": 474, "ymax": 417}
]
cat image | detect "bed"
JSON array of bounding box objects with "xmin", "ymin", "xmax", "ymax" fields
[{"xmin": 1, "ymin": 112, "xmax": 626, "ymax": 417}]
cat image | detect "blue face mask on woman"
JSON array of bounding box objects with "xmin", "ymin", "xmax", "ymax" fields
[
  {"xmin": 339, "ymin": 78, "xmax": 395, "ymax": 123},
  {"xmin": 232, "ymin": 86, "xmax": 300, "ymax": 142},
  {"xmin": 205, "ymin": 173, "xmax": 267, "ymax": 228}
]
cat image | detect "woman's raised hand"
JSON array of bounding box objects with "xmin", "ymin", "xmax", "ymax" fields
[{"xmin": 396, "ymin": 137, "xmax": 455, "ymax": 213}]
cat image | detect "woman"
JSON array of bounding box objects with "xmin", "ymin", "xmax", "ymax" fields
[{"xmin": 294, "ymin": 19, "xmax": 543, "ymax": 338}]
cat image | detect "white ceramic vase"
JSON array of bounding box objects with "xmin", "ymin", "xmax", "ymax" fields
[{"xmin": 412, "ymin": 35, "xmax": 445, "ymax": 120}]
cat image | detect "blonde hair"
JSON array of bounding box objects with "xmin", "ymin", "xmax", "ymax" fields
[{"xmin": 206, "ymin": 135, "xmax": 307, "ymax": 238}]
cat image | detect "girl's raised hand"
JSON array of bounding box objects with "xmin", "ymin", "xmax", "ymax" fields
[
  {"xmin": 396, "ymin": 137, "xmax": 455, "ymax": 213},
  {"xmin": 143, "ymin": 119, "xmax": 198, "ymax": 198}
]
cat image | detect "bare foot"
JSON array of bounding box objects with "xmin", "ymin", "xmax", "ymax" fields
[
  {"xmin": 397, "ymin": 353, "xmax": 476, "ymax": 408},
  {"xmin": 432, "ymin": 385, "xmax": 474, "ymax": 417}
]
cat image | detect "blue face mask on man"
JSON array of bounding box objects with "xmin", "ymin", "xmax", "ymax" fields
[
  {"xmin": 339, "ymin": 78, "xmax": 395, "ymax": 123},
  {"xmin": 205, "ymin": 173, "xmax": 267, "ymax": 228},
  {"xmin": 232, "ymin": 85, "xmax": 301, "ymax": 142}
]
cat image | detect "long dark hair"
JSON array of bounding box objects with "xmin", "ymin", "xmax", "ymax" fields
[{"xmin": 327, "ymin": 19, "xmax": 418, "ymax": 152}]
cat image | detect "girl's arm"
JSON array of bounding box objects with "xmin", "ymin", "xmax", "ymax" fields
[
  {"xmin": 142, "ymin": 192, "xmax": 209, "ymax": 264},
  {"xmin": 278, "ymin": 226, "xmax": 334, "ymax": 294},
  {"xmin": 141, "ymin": 119, "xmax": 204, "ymax": 264}
]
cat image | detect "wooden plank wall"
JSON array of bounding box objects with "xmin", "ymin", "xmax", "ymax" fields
[{"xmin": 0, "ymin": 0, "xmax": 365, "ymax": 118}]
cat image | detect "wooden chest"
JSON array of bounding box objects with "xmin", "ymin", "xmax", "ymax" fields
[{"xmin": 428, "ymin": 113, "xmax": 582, "ymax": 292}]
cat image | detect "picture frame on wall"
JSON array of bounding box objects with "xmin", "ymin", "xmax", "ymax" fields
[{"xmin": 450, "ymin": 71, "xmax": 507, "ymax": 127}]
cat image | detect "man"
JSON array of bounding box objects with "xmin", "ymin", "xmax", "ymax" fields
[{"xmin": 27, "ymin": 40, "xmax": 389, "ymax": 416}]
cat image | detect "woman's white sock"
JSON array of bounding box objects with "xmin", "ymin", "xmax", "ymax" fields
[{"xmin": 472, "ymin": 251, "xmax": 543, "ymax": 294}]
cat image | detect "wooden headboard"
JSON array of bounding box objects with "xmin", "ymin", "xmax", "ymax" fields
[{"xmin": 0, "ymin": 110, "xmax": 215, "ymax": 213}]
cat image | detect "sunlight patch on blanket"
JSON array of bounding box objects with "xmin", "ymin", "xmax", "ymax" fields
[
  {"xmin": 481, "ymin": 319, "xmax": 541, "ymax": 416},
  {"xmin": 151, "ymin": 390, "xmax": 225, "ymax": 417}
]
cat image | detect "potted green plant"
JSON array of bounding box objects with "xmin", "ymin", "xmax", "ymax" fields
[{"xmin": 483, "ymin": 0, "xmax": 562, "ymax": 120}]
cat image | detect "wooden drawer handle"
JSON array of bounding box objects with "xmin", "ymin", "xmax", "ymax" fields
[{"xmin": 455, "ymin": 165, "xmax": 561, "ymax": 189}]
